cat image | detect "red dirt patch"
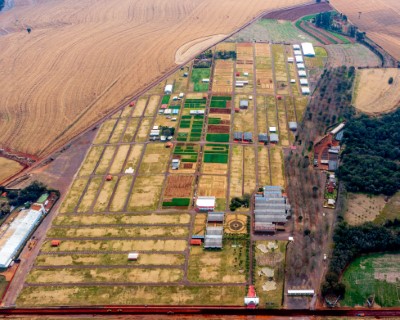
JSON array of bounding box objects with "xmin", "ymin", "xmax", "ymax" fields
[
  {"xmin": 207, "ymin": 125, "xmax": 230, "ymax": 133},
  {"xmin": 164, "ymin": 175, "xmax": 193, "ymax": 198},
  {"xmin": 263, "ymin": 2, "xmax": 333, "ymax": 21}
]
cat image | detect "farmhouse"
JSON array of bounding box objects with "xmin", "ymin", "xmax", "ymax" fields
[
  {"xmin": 269, "ymin": 133, "xmax": 279, "ymax": 143},
  {"xmin": 164, "ymin": 84, "xmax": 173, "ymax": 94},
  {"xmin": 301, "ymin": 42, "xmax": 315, "ymax": 57},
  {"xmin": 239, "ymin": 100, "xmax": 249, "ymax": 109},
  {"xmin": 0, "ymin": 207, "xmax": 46, "ymax": 268},
  {"xmin": 196, "ymin": 196, "xmax": 216, "ymax": 212},
  {"xmin": 254, "ymin": 186, "xmax": 291, "ymax": 233},
  {"xmin": 288, "ymin": 122, "xmax": 297, "ymax": 131},
  {"xmin": 299, "ymin": 79, "xmax": 309, "ymax": 86}
]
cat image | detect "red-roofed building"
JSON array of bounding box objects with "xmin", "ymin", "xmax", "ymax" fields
[
  {"xmin": 190, "ymin": 239, "xmax": 202, "ymax": 246},
  {"xmin": 244, "ymin": 285, "xmax": 259, "ymax": 308},
  {"xmin": 161, "ymin": 104, "xmax": 168, "ymax": 109}
]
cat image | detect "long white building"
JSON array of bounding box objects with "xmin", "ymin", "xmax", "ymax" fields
[
  {"xmin": 301, "ymin": 42, "xmax": 315, "ymax": 57},
  {"xmin": 0, "ymin": 206, "xmax": 45, "ymax": 268}
]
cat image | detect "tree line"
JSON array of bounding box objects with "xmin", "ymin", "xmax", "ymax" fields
[{"xmin": 338, "ymin": 109, "xmax": 400, "ymax": 196}]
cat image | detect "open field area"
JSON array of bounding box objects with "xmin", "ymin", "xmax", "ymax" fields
[
  {"xmin": 0, "ymin": 157, "xmax": 24, "ymax": 184},
  {"xmin": 341, "ymin": 253, "xmax": 400, "ymax": 307},
  {"xmin": 374, "ymin": 192, "xmax": 400, "ymax": 225},
  {"xmin": 325, "ymin": 44, "xmax": 381, "ymax": 68},
  {"xmin": 345, "ymin": 193, "xmax": 386, "ymax": 226},
  {"xmin": 353, "ymin": 68, "xmax": 400, "ymax": 114},
  {"xmin": 330, "ymin": 0, "xmax": 400, "ymax": 61},
  {"xmin": 0, "ymin": 0, "xmax": 309, "ymax": 165}
]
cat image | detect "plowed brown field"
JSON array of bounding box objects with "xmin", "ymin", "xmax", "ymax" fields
[
  {"xmin": 330, "ymin": 0, "xmax": 400, "ymax": 60},
  {"xmin": 0, "ymin": 0, "xmax": 307, "ymax": 164}
]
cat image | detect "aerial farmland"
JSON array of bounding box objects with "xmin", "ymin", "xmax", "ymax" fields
[{"xmin": 1, "ymin": 0, "xmax": 399, "ymax": 314}]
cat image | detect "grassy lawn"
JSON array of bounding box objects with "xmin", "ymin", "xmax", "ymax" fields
[
  {"xmin": 341, "ymin": 253, "xmax": 400, "ymax": 307},
  {"xmin": 191, "ymin": 68, "xmax": 211, "ymax": 92},
  {"xmin": 254, "ymin": 240, "xmax": 287, "ymax": 309},
  {"xmin": 188, "ymin": 240, "xmax": 248, "ymax": 283},
  {"xmin": 374, "ymin": 192, "xmax": 400, "ymax": 225}
]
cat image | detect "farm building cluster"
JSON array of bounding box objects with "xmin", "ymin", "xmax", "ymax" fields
[
  {"xmin": 288, "ymin": 43, "xmax": 315, "ymax": 95},
  {"xmin": 254, "ymin": 186, "xmax": 291, "ymax": 233}
]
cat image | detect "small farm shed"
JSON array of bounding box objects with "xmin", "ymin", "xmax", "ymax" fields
[
  {"xmin": 301, "ymin": 42, "xmax": 315, "ymax": 56},
  {"xmin": 190, "ymin": 239, "xmax": 202, "ymax": 246},
  {"xmin": 300, "ymin": 79, "xmax": 309, "ymax": 86},
  {"xmin": 202, "ymin": 78, "xmax": 210, "ymax": 83},
  {"xmin": 298, "ymin": 70, "xmax": 307, "ymax": 77},
  {"xmin": 301, "ymin": 87, "xmax": 310, "ymax": 95},
  {"xmin": 239, "ymin": 100, "xmax": 249, "ymax": 109},
  {"xmin": 287, "ymin": 57, "xmax": 294, "ymax": 63},
  {"xmin": 293, "ymin": 44, "xmax": 301, "ymax": 50},
  {"xmin": 269, "ymin": 127, "xmax": 277, "ymax": 133},
  {"xmin": 288, "ymin": 122, "xmax": 297, "ymax": 131},
  {"xmin": 51, "ymin": 240, "xmax": 61, "ymax": 247},
  {"xmin": 165, "ymin": 142, "xmax": 173, "ymax": 148},
  {"xmin": 295, "ymin": 55, "xmax": 304, "ymax": 63},
  {"xmin": 106, "ymin": 175, "xmax": 113, "ymax": 181},
  {"xmin": 129, "ymin": 101, "xmax": 135, "ymax": 107},
  {"xmin": 128, "ymin": 253, "xmax": 139, "ymax": 261},
  {"xmin": 243, "ymin": 132, "xmax": 253, "ymax": 142},
  {"xmin": 125, "ymin": 167, "xmax": 134, "ymax": 174},
  {"xmin": 270, "ymin": 133, "xmax": 279, "ymax": 143},
  {"xmin": 258, "ymin": 133, "xmax": 268, "ymax": 143},
  {"xmin": 234, "ymin": 132, "xmax": 243, "ymax": 141},
  {"xmin": 171, "ymin": 159, "xmax": 180, "ymax": 170},
  {"xmin": 297, "ymin": 63, "xmax": 305, "ymax": 70},
  {"xmin": 164, "ymin": 84, "xmax": 173, "ymax": 94}
]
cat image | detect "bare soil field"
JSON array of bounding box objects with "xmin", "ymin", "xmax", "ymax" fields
[
  {"xmin": 127, "ymin": 175, "xmax": 165, "ymax": 211},
  {"xmin": 325, "ymin": 44, "xmax": 381, "ymax": 68},
  {"xmin": 163, "ymin": 175, "xmax": 193, "ymax": 198},
  {"xmin": 345, "ymin": 193, "xmax": 386, "ymax": 226},
  {"xmin": 353, "ymin": 68, "xmax": 400, "ymax": 114},
  {"xmin": 0, "ymin": 157, "xmax": 23, "ymax": 183},
  {"xmin": 263, "ymin": 2, "xmax": 333, "ymax": 21},
  {"xmin": 330, "ymin": 0, "xmax": 400, "ymax": 61},
  {"xmin": 0, "ymin": 0, "xmax": 308, "ymax": 167}
]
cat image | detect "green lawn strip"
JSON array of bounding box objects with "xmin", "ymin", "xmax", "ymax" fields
[
  {"xmin": 161, "ymin": 95, "xmax": 170, "ymax": 104},
  {"xmin": 191, "ymin": 69, "xmax": 211, "ymax": 92},
  {"xmin": 208, "ymin": 118, "xmax": 221, "ymax": 124},
  {"xmin": 163, "ymin": 198, "xmax": 191, "ymax": 207}
]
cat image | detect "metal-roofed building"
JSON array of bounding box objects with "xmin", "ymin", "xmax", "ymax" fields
[
  {"xmin": 204, "ymin": 226, "xmax": 223, "ymax": 249},
  {"xmin": 269, "ymin": 133, "xmax": 279, "ymax": 143},
  {"xmin": 234, "ymin": 132, "xmax": 243, "ymax": 141},
  {"xmin": 243, "ymin": 132, "xmax": 253, "ymax": 142},
  {"xmin": 258, "ymin": 133, "xmax": 268, "ymax": 143},
  {"xmin": 207, "ymin": 212, "xmax": 224, "ymax": 223},
  {"xmin": 288, "ymin": 122, "xmax": 297, "ymax": 131},
  {"xmin": 239, "ymin": 100, "xmax": 249, "ymax": 109},
  {"xmin": 301, "ymin": 42, "xmax": 315, "ymax": 57}
]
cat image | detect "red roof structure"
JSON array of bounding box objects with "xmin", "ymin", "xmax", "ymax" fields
[
  {"xmin": 190, "ymin": 239, "xmax": 202, "ymax": 246},
  {"xmin": 161, "ymin": 104, "xmax": 168, "ymax": 109},
  {"xmin": 129, "ymin": 101, "xmax": 135, "ymax": 107},
  {"xmin": 247, "ymin": 285, "xmax": 256, "ymax": 298},
  {"xmin": 1, "ymin": 192, "xmax": 7, "ymax": 197},
  {"xmin": 51, "ymin": 240, "xmax": 61, "ymax": 247},
  {"xmin": 106, "ymin": 175, "xmax": 113, "ymax": 181}
]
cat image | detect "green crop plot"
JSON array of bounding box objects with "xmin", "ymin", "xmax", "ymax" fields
[
  {"xmin": 161, "ymin": 95, "xmax": 170, "ymax": 104},
  {"xmin": 341, "ymin": 253, "xmax": 400, "ymax": 307},
  {"xmin": 184, "ymin": 98, "xmax": 207, "ymax": 109},
  {"xmin": 206, "ymin": 134, "xmax": 230, "ymax": 142},
  {"xmin": 163, "ymin": 198, "xmax": 191, "ymax": 207},
  {"xmin": 210, "ymin": 96, "xmax": 231, "ymax": 108},
  {"xmin": 191, "ymin": 68, "xmax": 211, "ymax": 92},
  {"xmin": 203, "ymin": 144, "xmax": 229, "ymax": 163}
]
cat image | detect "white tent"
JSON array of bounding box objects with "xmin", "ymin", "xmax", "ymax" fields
[{"xmin": 301, "ymin": 42, "xmax": 315, "ymax": 56}]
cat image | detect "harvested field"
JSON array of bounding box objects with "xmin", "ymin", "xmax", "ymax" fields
[
  {"xmin": 224, "ymin": 214, "xmax": 248, "ymax": 234},
  {"xmin": 109, "ymin": 176, "xmax": 133, "ymax": 212},
  {"xmin": 353, "ymin": 68, "xmax": 400, "ymax": 114},
  {"xmin": 345, "ymin": 193, "xmax": 386, "ymax": 226},
  {"xmin": 294, "ymin": 96, "xmax": 308, "ymax": 122},
  {"xmin": 78, "ymin": 146, "xmax": 104, "ymax": 177},
  {"xmin": 266, "ymin": 96, "xmax": 278, "ymax": 128},
  {"xmin": 243, "ymin": 147, "xmax": 256, "ymax": 195},
  {"xmin": 272, "ymin": 44, "xmax": 289, "ymax": 95},
  {"xmin": 95, "ymin": 146, "xmax": 117, "ymax": 175},
  {"xmin": 17, "ymin": 285, "xmax": 245, "ymax": 306},
  {"xmin": 202, "ymin": 163, "xmax": 228, "ymax": 175},
  {"xmin": 0, "ymin": 157, "xmax": 23, "ymax": 184},
  {"xmin": 230, "ymin": 146, "xmax": 243, "ymax": 198},
  {"xmin": 59, "ymin": 178, "xmax": 89, "ymax": 214},
  {"xmin": 256, "ymin": 96, "xmax": 268, "ymax": 134},
  {"xmin": 198, "ymin": 175, "xmax": 227, "ymax": 198},
  {"xmin": 263, "ymin": 2, "xmax": 332, "ymax": 21},
  {"xmin": 163, "ymin": 175, "xmax": 193, "ymax": 198},
  {"xmin": 41, "ymin": 239, "xmax": 187, "ymax": 253},
  {"xmin": 93, "ymin": 119, "xmax": 117, "ymax": 145},
  {"xmin": 269, "ymin": 147, "xmax": 285, "ymax": 188},
  {"xmin": 108, "ymin": 144, "xmax": 130, "ymax": 174},
  {"xmin": 109, "ymin": 118, "xmax": 128, "ymax": 144},
  {"xmin": 47, "ymin": 225, "xmax": 188, "ymax": 239},
  {"xmin": 27, "ymin": 268, "xmax": 183, "ymax": 284},
  {"xmin": 325, "ymin": 44, "xmax": 381, "ymax": 68},
  {"xmin": 135, "ymin": 118, "xmax": 152, "ymax": 142},
  {"xmin": 35, "ymin": 253, "xmax": 185, "ymax": 267},
  {"xmin": 122, "ymin": 118, "xmax": 140, "ymax": 142},
  {"xmin": 213, "ymin": 60, "xmax": 234, "ymax": 93},
  {"xmin": 127, "ymin": 175, "xmax": 165, "ymax": 211},
  {"xmin": 93, "ymin": 178, "xmax": 117, "ymax": 212},
  {"xmin": 330, "ymin": 0, "xmax": 400, "ymax": 61},
  {"xmin": 144, "ymin": 95, "xmax": 161, "ymax": 117},
  {"xmin": 188, "ymin": 240, "xmax": 247, "ymax": 283},
  {"xmin": 193, "ymin": 214, "xmax": 207, "ymax": 238},
  {"xmin": 77, "ymin": 177, "xmax": 103, "ymax": 213},
  {"xmin": 234, "ymin": 95, "xmax": 254, "ymax": 133},
  {"xmin": 277, "ymin": 99, "xmax": 290, "ymax": 146},
  {"xmin": 258, "ymin": 147, "xmax": 271, "ymax": 186},
  {"xmin": 54, "ymin": 213, "xmax": 191, "ymax": 226},
  {"xmin": 124, "ymin": 144, "xmax": 144, "ymax": 172},
  {"xmin": 138, "ymin": 144, "xmax": 171, "ymax": 175},
  {"xmin": 132, "ymin": 97, "xmax": 148, "ymax": 117},
  {"xmin": 255, "ymin": 43, "xmax": 274, "ymax": 94}
]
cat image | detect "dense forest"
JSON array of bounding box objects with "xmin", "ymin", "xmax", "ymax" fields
[
  {"xmin": 6, "ymin": 181, "xmax": 48, "ymax": 207},
  {"xmin": 321, "ymin": 222, "xmax": 400, "ymax": 297},
  {"xmin": 338, "ymin": 109, "xmax": 400, "ymax": 195}
]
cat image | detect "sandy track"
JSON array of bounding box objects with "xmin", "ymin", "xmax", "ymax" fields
[
  {"xmin": 0, "ymin": 0, "xmax": 308, "ymax": 160},
  {"xmin": 330, "ymin": 0, "xmax": 400, "ymax": 60}
]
